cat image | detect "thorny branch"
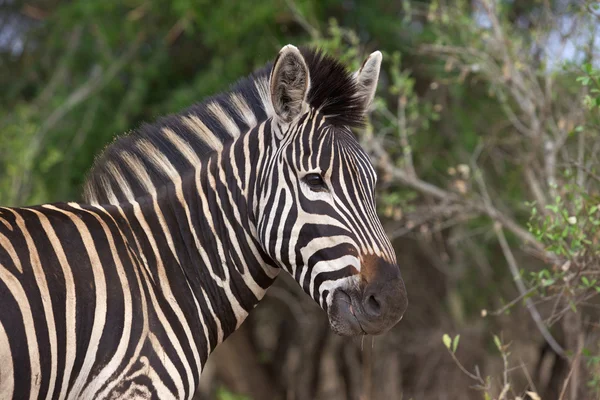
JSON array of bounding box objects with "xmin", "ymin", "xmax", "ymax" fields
[{"xmin": 365, "ymin": 132, "xmax": 553, "ymax": 261}]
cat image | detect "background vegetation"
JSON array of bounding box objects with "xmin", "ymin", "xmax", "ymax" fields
[{"xmin": 1, "ymin": 0, "xmax": 600, "ymax": 398}]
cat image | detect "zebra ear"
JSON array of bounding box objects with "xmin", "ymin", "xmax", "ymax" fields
[
  {"xmin": 270, "ymin": 44, "xmax": 311, "ymax": 123},
  {"xmin": 353, "ymin": 50, "xmax": 382, "ymax": 111}
]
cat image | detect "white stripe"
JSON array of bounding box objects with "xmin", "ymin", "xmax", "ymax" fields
[
  {"xmin": 106, "ymin": 162, "xmax": 135, "ymax": 202},
  {"xmin": 124, "ymin": 356, "xmax": 175, "ymax": 399},
  {"xmin": 229, "ymin": 93, "xmax": 257, "ymax": 127},
  {"xmin": 106, "ymin": 151, "xmax": 200, "ymax": 392},
  {"xmin": 120, "ymin": 152, "xmax": 157, "ymax": 196},
  {"xmin": 182, "ymin": 115, "xmax": 224, "ymax": 152},
  {"xmin": 98, "ymin": 175, "xmax": 119, "ymax": 205},
  {"xmin": 162, "ymin": 128, "xmax": 201, "ymax": 166},
  {"xmin": 0, "ymin": 266, "xmax": 36, "ymax": 399},
  {"xmin": 94, "ymin": 206, "xmax": 151, "ymax": 400},
  {"xmin": 0, "ymin": 321, "xmax": 14, "ymax": 399},
  {"xmin": 149, "ymin": 333, "xmax": 185, "ymax": 399},
  {"xmin": 195, "ymin": 163, "xmax": 248, "ymax": 329},
  {"xmin": 40, "ymin": 205, "xmax": 108, "ymax": 400},
  {"xmin": 207, "ymin": 102, "xmax": 241, "ymax": 138},
  {"xmin": 10, "ymin": 208, "xmax": 58, "ymax": 400},
  {"xmin": 70, "ymin": 205, "xmax": 134, "ymax": 400},
  {"xmin": 0, "ymin": 231, "xmax": 22, "ymax": 273},
  {"xmin": 27, "ymin": 209, "xmax": 77, "ymax": 400},
  {"xmin": 254, "ymin": 76, "xmax": 275, "ymax": 117}
]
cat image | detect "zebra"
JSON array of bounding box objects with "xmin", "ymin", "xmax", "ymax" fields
[{"xmin": 0, "ymin": 45, "xmax": 408, "ymax": 399}]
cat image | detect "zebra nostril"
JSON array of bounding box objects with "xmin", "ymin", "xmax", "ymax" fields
[{"xmin": 364, "ymin": 293, "xmax": 382, "ymax": 317}]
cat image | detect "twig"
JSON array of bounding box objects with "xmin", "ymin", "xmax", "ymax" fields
[
  {"xmin": 30, "ymin": 32, "xmax": 144, "ymax": 151},
  {"xmin": 283, "ymin": 0, "xmax": 320, "ymax": 40},
  {"xmin": 59, "ymin": 98, "xmax": 100, "ymax": 196},
  {"xmin": 567, "ymin": 161, "xmax": 600, "ymax": 185},
  {"xmin": 367, "ymin": 136, "xmax": 554, "ymax": 261},
  {"xmin": 36, "ymin": 25, "xmax": 84, "ymax": 107},
  {"xmin": 387, "ymin": 202, "xmax": 465, "ymax": 240},
  {"xmin": 165, "ymin": 18, "xmax": 187, "ymax": 45},
  {"xmin": 558, "ymin": 343, "xmax": 583, "ymax": 400},
  {"xmin": 397, "ymin": 94, "xmax": 416, "ymax": 178},
  {"xmin": 500, "ymin": 345, "xmax": 509, "ymax": 400},
  {"xmin": 524, "ymin": 167, "xmax": 548, "ymax": 212},
  {"xmin": 445, "ymin": 349, "xmax": 486, "ymax": 385},
  {"xmin": 470, "ymin": 161, "xmax": 562, "ymax": 357},
  {"xmin": 498, "ymin": 383, "xmax": 510, "ymax": 400},
  {"xmin": 494, "ymin": 223, "xmax": 567, "ymax": 359},
  {"xmin": 577, "ymin": 130, "xmax": 588, "ymax": 190},
  {"xmin": 12, "ymin": 32, "xmax": 145, "ymax": 204},
  {"xmin": 518, "ymin": 357, "xmax": 538, "ymax": 395},
  {"xmin": 489, "ymin": 286, "xmax": 539, "ymax": 316}
]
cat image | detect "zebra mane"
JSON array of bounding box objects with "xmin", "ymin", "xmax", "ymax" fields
[{"xmin": 83, "ymin": 47, "xmax": 365, "ymax": 204}]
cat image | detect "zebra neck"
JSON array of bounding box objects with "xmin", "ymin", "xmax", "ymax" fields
[{"xmin": 129, "ymin": 136, "xmax": 279, "ymax": 356}]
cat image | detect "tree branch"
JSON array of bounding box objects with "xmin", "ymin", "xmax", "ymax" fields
[
  {"xmin": 493, "ymin": 222, "xmax": 566, "ymax": 359},
  {"xmin": 367, "ymin": 136, "xmax": 552, "ymax": 260}
]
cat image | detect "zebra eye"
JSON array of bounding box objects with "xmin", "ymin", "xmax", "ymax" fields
[{"xmin": 303, "ymin": 173, "xmax": 327, "ymax": 191}]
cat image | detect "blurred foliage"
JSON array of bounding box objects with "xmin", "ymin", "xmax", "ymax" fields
[
  {"xmin": 215, "ymin": 387, "xmax": 250, "ymax": 400},
  {"xmin": 0, "ymin": 0, "xmax": 433, "ymax": 205}
]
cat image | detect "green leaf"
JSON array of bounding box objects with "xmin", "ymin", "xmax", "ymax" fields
[
  {"xmin": 442, "ymin": 334, "xmax": 451, "ymax": 350},
  {"xmin": 570, "ymin": 301, "xmax": 577, "ymax": 313},
  {"xmin": 577, "ymin": 76, "xmax": 591, "ymax": 86},
  {"xmin": 493, "ymin": 335, "xmax": 502, "ymax": 351},
  {"xmin": 216, "ymin": 387, "xmax": 251, "ymax": 400},
  {"xmin": 452, "ymin": 334, "xmax": 460, "ymax": 353},
  {"xmin": 542, "ymin": 278, "xmax": 555, "ymax": 287},
  {"xmin": 582, "ymin": 276, "xmax": 590, "ymax": 286}
]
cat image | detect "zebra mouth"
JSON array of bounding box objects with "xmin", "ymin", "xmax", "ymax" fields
[
  {"xmin": 328, "ymin": 275, "xmax": 407, "ymax": 336},
  {"xmin": 329, "ymin": 290, "xmax": 366, "ymax": 336}
]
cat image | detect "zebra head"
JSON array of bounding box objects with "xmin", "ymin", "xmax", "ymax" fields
[{"xmin": 254, "ymin": 45, "xmax": 408, "ymax": 336}]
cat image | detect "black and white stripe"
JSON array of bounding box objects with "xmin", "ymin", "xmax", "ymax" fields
[{"xmin": 0, "ymin": 45, "xmax": 407, "ymax": 399}]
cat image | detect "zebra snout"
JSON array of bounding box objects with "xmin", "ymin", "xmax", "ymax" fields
[
  {"xmin": 352, "ymin": 256, "xmax": 408, "ymax": 335},
  {"xmin": 328, "ymin": 258, "xmax": 407, "ymax": 336},
  {"xmin": 356, "ymin": 266, "xmax": 408, "ymax": 334}
]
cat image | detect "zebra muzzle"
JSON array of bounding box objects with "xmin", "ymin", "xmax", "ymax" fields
[{"xmin": 329, "ymin": 257, "xmax": 408, "ymax": 336}]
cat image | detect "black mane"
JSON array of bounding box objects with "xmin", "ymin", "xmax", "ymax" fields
[{"xmin": 301, "ymin": 48, "xmax": 364, "ymax": 128}]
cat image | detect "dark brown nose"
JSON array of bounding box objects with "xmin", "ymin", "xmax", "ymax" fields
[{"xmin": 357, "ymin": 257, "xmax": 408, "ymax": 334}]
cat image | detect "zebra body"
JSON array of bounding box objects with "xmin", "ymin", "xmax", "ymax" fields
[{"xmin": 0, "ymin": 45, "xmax": 408, "ymax": 399}]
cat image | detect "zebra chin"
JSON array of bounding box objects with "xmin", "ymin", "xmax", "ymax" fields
[{"xmin": 327, "ymin": 260, "xmax": 408, "ymax": 336}]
